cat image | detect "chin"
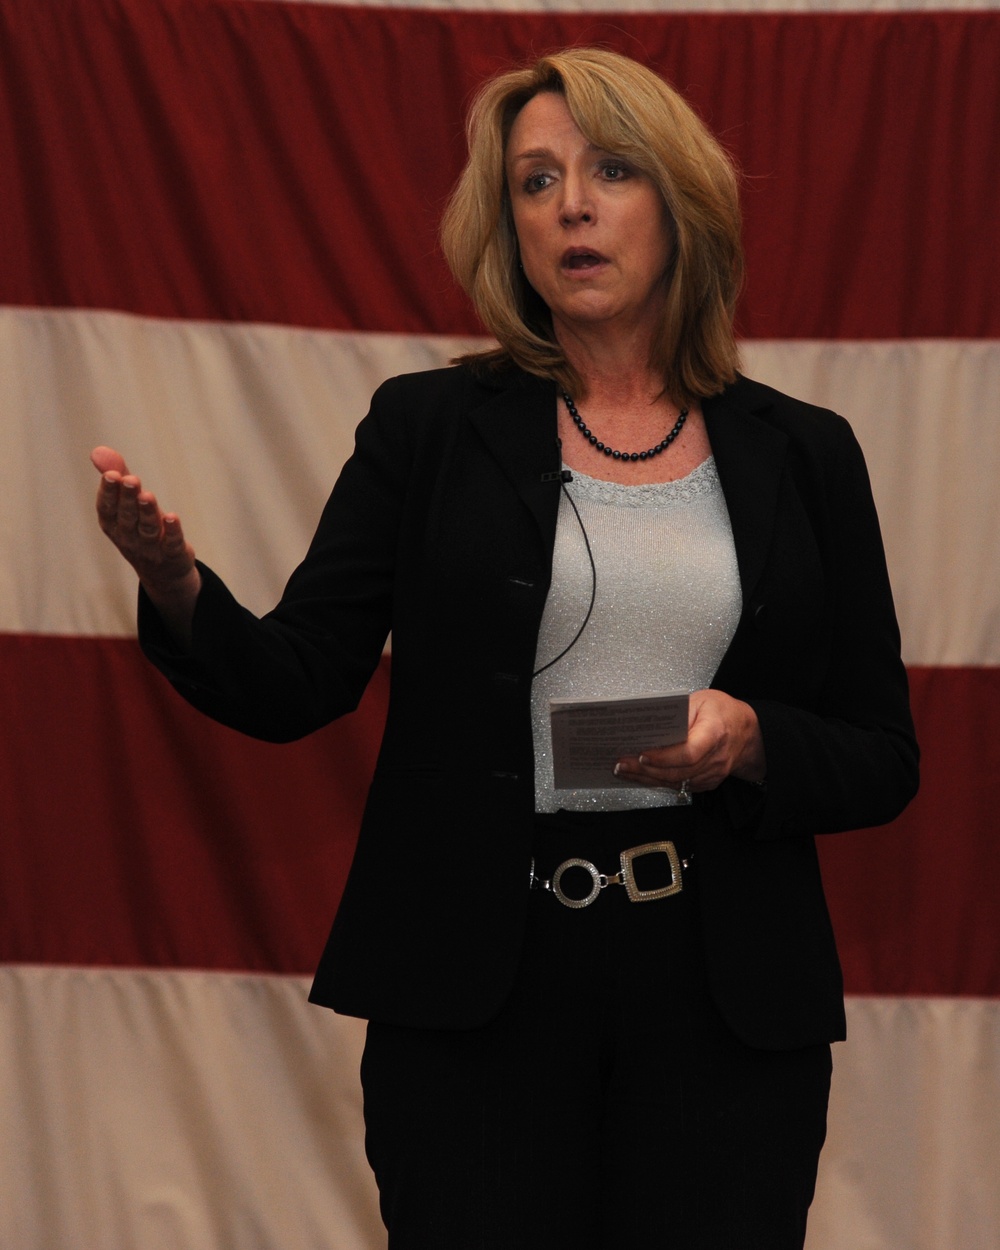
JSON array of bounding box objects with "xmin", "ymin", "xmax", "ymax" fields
[{"xmin": 553, "ymin": 298, "xmax": 622, "ymax": 328}]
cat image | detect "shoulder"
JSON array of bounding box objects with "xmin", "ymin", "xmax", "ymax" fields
[
  {"xmin": 715, "ymin": 374, "xmax": 856, "ymax": 452},
  {"xmin": 344, "ymin": 361, "xmax": 550, "ymax": 484},
  {"xmin": 358, "ymin": 361, "xmax": 549, "ymax": 461},
  {"xmin": 707, "ymin": 373, "xmax": 870, "ymax": 491},
  {"xmin": 704, "ymin": 374, "xmax": 879, "ymax": 536},
  {"xmin": 370, "ymin": 359, "xmax": 530, "ymax": 414}
]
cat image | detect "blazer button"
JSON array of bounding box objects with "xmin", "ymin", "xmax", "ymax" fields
[{"xmin": 753, "ymin": 603, "xmax": 768, "ymax": 630}]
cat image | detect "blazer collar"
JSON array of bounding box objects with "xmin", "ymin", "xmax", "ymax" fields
[{"xmin": 703, "ymin": 375, "xmax": 788, "ymax": 605}]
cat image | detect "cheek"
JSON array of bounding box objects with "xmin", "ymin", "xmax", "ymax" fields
[
  {"xmin": 513, "ymin": 213, "xmax": 543, "ymax": 263},
  {"xmin": 627, "ymin": 195, "xmax": 673, "ymax": 272},
  {"xmin": 634, "ymin": 222, "xmax": 673, "ymax": 281},
  {"xmin": 514, "ymin": 224, "xmax": 552, "ymax": 291}
]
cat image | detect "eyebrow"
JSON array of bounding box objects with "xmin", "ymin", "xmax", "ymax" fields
[{"xmin": 508, "ymin": 142, "xmax": 606, "ymax": 166}]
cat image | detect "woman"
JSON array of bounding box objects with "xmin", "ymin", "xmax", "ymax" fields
[{"xmin": 93, "ymin": 48, "xmax": 918, "ymax": 1250}]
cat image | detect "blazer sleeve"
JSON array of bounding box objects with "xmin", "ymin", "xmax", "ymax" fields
[
  {"xmin": 719, "ymin": 416, "xmax": 919, "ymax": 841},
  {"xmin": 138, "ymin": 376, "xmax": 413, "ymax": 742}
]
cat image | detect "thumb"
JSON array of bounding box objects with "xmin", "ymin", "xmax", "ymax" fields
[{"xmin": 91, "ymin": 445, "xmax": 129, "ymax": 476}]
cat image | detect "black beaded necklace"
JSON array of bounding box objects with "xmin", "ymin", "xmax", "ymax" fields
[{"xmin": 561, "ymin": 390, "xmax": 688, "ymax": 463}]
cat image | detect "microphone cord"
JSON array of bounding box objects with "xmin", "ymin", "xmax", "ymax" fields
[{"xmin": 532, "ymin": 474, "xmax": 597, "ymax": 678}]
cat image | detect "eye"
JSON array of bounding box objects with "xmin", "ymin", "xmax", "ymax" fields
[
  {"xmin": 522, "ymin": 172, "xmax": 553, "ymax": 194},
  {"xmin": 600, "ymin": 161, "xmax": 631, "ymax": 182}
]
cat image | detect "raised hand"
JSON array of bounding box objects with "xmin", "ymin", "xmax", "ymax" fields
[{"xmin": 91, "ymin": 446, "xmax": 201, "ymax": 643}]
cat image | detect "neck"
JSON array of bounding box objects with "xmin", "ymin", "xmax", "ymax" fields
[{"xmin": 554, "ymin": 318, "xmax": 663, "ymax": 404}]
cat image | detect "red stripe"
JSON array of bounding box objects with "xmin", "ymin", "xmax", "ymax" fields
[
  {"xmin": 2, "ymin": 637, "xmax": 997, "ymax": 996},
  {"xmin": 1, "ymin": 3, "xmax": 996, "ymax": 338},
  {"xmin": 0, "ymin": 635, "xmax": 386, "ymax": 975},
  {"xmin": 819, "ymin": 666, "xmax": 1000, "ymax": 999}
]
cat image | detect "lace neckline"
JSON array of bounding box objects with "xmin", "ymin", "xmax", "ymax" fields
[{"xmin": 565, "ymin": 456, "xmax": 720, "ymax": 508}]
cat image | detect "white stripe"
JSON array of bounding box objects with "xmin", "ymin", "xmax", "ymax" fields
[
  {"xmin": 0, "ymin": 966, "xmax": 381, "ymax": 1250},
  {"xmin": 742, "ymin": 338, "xmax": 1000, "ymax": 668},
  {"xmin": 4, "ymin": 306, "xmax": 997, "ymax": 663},
  {"xmin": 809, "ymin": 996, "xmax": 1000, "ymax": 1250},
  {"xmin": 2, "ymin": 306, "xmax": 480, "ymax": 634},
  {"xmin": 238, "ymin": 0, "xmax": 1000, "ymax": 12},
  {"xmin": 2, "ymin": 966, "xmax": 997, "ymax": 1250}
]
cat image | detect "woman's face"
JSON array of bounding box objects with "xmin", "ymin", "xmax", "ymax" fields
[{"xmin": 505, "ymin": 91, "xmax": 673, "ymax": 347}]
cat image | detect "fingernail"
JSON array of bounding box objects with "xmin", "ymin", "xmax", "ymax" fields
[
  {"xmin": 613, "ymin": 763, "xmax": 622, "ymax": 776},
  {"xmin": 639, "ymin": 755, "xmax": 650, "ymax": 765}
]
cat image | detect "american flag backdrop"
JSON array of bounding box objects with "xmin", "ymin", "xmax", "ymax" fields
[{"xmin": 1, "ymin": 1, "xmax": 998, "ymax": 1246}]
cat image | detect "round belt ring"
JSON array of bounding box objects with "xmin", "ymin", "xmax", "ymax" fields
[{"xmin": 551, "ymin": 857, "xmax": 602, "ymax": 909}]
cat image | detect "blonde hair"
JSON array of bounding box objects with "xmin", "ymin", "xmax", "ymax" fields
[{"xmin": 440, "ymin": 47, "xmax": 743, "ymax": 403}]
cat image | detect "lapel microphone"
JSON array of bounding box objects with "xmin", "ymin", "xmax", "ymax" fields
[{"xmin": 540, "ymin": 437, "xmax": 573, "ymax": 483}]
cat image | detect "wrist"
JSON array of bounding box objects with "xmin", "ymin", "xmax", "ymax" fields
[
  {"xmin": 732, "ymin": 702, "xmax": 767, "ymax": 784},
  {"xmin": 141, "ymin": 566, "xmax": 201, "ymax": 649}
]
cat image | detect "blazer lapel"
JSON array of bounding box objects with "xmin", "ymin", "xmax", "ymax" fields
[
  {"xmin": 704, "ymin": 377, "xmax": 788, "ymax": 608},
  {"xmin": 468, "ymin": 369, "xmax": 563, "ymax": 551}
]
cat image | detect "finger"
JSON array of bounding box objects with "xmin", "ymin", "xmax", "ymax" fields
[
  {"xmin": 617, "ymin": 742, "xmax": 697, "ymax": 781},
  {"xmin": 91, "ymin": 446, "xmax": 129, "ymax": 476},
  {"xmin": 136, "ymin": 495, "xmax": 164, "ymax": 541},
  {"xmin": 161, "ymin": 515, "xmax": 188, "ymax": 554},
  {"xmin": 95, "ymin": 472, "xmax": 124, "ymax": 525},
  {"xmin": 614, "ymin": 754, "xmax": 690, "ymax": 789},
  {"xmin": 614, "ymin": 768, "xmax": 693, "ymax": 793},
  {"xmin": 116, "ymin": 476, "xmax": 144, "ymax": 528},
  {"xmin": 638, "ymin": 742, "xmax": 697, "ymax": 770}
]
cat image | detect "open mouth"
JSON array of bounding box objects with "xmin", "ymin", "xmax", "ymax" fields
[{"xmin": 562, "ymin": 249, "xmax": 607, "ymax": 270}]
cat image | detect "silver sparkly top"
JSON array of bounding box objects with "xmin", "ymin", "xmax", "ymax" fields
[{"xmin": 531, "ymin": 457, "xmax": 742, "ymax": 811}]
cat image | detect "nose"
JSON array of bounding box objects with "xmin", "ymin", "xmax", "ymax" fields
[{"xmin": 559, "ymin": 173, "xmax": 593, "ymax": 226}]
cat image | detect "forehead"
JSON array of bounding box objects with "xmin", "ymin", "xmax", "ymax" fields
[{"xmin": 506, "ymin": 92, "xmax": 590, "ymax": 161}]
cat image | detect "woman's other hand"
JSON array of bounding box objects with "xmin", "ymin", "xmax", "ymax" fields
[
  {"xmin": 91, "ymin": 446, "xmax": 201, "ymax": 646},
  {"xmin": 614, "ymin": 689, "xmax": 766, "ymax": 793}
]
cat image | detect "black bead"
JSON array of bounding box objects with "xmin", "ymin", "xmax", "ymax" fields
[{"xmin": 560, "ymin": 392, "xmax": 688, "ymax": 464}]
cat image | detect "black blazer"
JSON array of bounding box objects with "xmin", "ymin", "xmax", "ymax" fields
[{"xmin": 141, "ymin": 364, "xmax": 918, "ymax": 1049}]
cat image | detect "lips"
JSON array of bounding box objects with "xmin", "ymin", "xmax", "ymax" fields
[{"xmin": 561, "ymin": 247, "xmax": 608, "ymax": 270}]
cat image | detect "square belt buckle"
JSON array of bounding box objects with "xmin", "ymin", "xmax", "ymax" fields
[{"xmin": 619, "ymin": 840, "xmax": 683, "ymax": 902}]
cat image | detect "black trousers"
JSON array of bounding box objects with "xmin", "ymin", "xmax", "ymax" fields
[{"xmin": 361, "ymin": 808, "xmax": 832, "ymax": 1249}]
